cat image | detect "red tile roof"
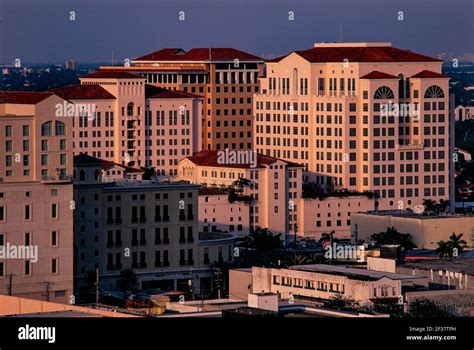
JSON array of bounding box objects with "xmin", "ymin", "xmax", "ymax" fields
[
  {"xmin": 0, "ymin": 91, "xmax": 54, "ymax": 104},
  {"xmin": 360, "ymin": 71, "xmax": 399, "ymax": 79},
  {"xmin": 134, "ymin": 48, "xmax": 263, "ymax": 62},
  {"xmin": 184, "ymin": 150, "xmax": 303, "ymax": 169},
  {"xmin": 411, "ymin": 70, "xmax": 449, "ymax": 79},
  {"xmin": 81, "ymin": 70, "xmax": 144, "ymax": 79},
  {"xmin": 50, "ymin": 85, "xmax": 116, "ymax": 100},
  {"xmin": 145, "ymin": 85, "xmax": 201, "ymax": 99},
  {"xmin": 271, "ymin": 46, "xmax": 440, "ymax": 63}
]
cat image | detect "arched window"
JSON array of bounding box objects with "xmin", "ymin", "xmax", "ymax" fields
[
  {"xmin": 127, "ymin": 102, "xmax": 134, "ymax": 116},
  {"xmin": 424, "ymin": 85, "xmax": 444, "ymax": 98},
  {"xmin": 374, "ymin": 86, "xmax": 394, "ymax": 99},
  {"xmin": 55, "ymin": 121, "xmax": 66, "ymax": 136},
  {"xmin": 79, "ymin": 169, "xmax": 85, "ymax": 181},
  {"xmin": 293, "ymin": 68, "xmax": 298, "ymax": 95},
  {"xmin": 41, "ymin": 121, "xmax": 52, "ymax": 136}
]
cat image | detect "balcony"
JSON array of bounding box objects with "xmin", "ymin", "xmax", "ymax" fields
[
  {"xmin": 107, "ymin": 218, "xmax": 114, "ymax": 225},
  {"xmin": 188, "ymin": 260, "xmax": 194, "ymax": 265},
  {"xmin": 132, "ymin": 240, "xmax": 138, "ymax": 246},
  {"xmin": 139, "ymin": 217, "xmax": 147, "ymax": 223},
  {"xmin": 163, "ymin": 238, "xmax": 170, "ymax": 245},
  {"xmin": 154, "ymin": 239, "xmax": 162, "ymax": 245},
  {"xmin": 163, "ymin": 261, "xmax": 170, "ymax": 267},
  {"xmin": 154, "ymin": 216, "xmax": 162, "ymax": 222},
  {"xmin": 41, "ymin": 174, "xmax": 72, "ymax": 184},
  {"xmin": 107, "ymin": 241, "xmax": 114, "ymax": 248},
  {"xmin": 115, "ymin": 241, "xmax": 122, "ymax": 247},
  {"xmin": 179, "ymin": 260, "xmax": 186, "ymax": 266},
  {"xmin": 115, "ymin": 218, "xmax": 122, "ymax": 224},
  {"xmin": 154, "ymin": 261, "xmax": 161, "ymax": 267},
  {"xmin": 131, "ymin": 217, "xmax": 138, "ymax": 224},
  {"xmin": 163, "ymin": 216, "xmax": 170, "ymax": 222},
  {"xmin": 139, "ymin": 262, "xmax": 147, "ymax": 268},
  {"xmin": 187, "ymin": 237, "xmax": 194, "ymax": 243},
  {"xmin": 179, "ymin": 237, "xmax": 186, "ymax": 244},
  {"xmin": 115, "ymin": 264, "xmax": 123, "ymax": 270},
  {"xmin": 139, "ymin": 240, "xmax": 147, "ymax": 245},
  {"xmin": 179, "ymin": 215, "xmax": 186, "ymax": 221},
  {"xmin": 187, "ymin": 215, "xmax": 194, "ymax": 221},
  {"xmin": 396, "ymin": 143, "xmax": 424, "ymax": 151}
]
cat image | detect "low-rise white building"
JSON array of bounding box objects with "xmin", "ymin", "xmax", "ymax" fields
[{"xmin": 230, "ymin": 264, "xmax": 428, "ymax": 306}]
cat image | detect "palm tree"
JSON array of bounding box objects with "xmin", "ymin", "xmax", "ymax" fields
[
  {"xmin": 319, "ymin": 230, "xmax": 338, "ymax": 245},
  {"xmin": 448, "ymin": 233, "xmax": 467, "ymax": 253},
  {"xmin": 422, "ymin": 199, "xmax": 437, "ymax": 213},
  {"xmin": 233, "ymin": 177, "xmax": 252, "ymax": 195},
  {"xmin": 435, "ymin": 241, "xmax": 453, "ymax": 259}
]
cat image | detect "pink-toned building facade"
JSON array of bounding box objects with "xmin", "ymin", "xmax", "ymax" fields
[
  {"xmin": 98, "ymin": 47, "xmax": 264, "ymax": 151},
  {"xmin": 298, "ymin": 195, "xmax": 374, "ymax": 239},
  {"xmin": 178, "ymin": 150, "xmax": 304, "ymax": 235},
  {"xmin": 52, "ymin": 72, "xmax": 203, "ymax": 177},
  {"xmin": 0, "ymin": 92, "xmax": 74, "ymax": 303},
  {"xmin": 198, "ymin": 188, "xmax": 250, "ymax": 237},
  {"xmin": 254, "ymin": 42, "xmax": 451, "ymax": 210}
]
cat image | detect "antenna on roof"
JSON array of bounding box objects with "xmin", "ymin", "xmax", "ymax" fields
[
  {"xmin": 339, "ymin": 23, "xmax": 342, "ymax": 43},
  {"xmin": 111, "ymin": 50, "xmax": 114, "ymax": 66}
]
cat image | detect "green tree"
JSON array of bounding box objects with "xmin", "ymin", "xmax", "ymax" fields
[
  {"xmin": 245, "ymin": 227, "xmax": 282, "ymax": 251},
  {"xmin": 436, "ymin": 233, "xmax": 467, "ymax": 259},
  {"xmin": 140, "ymin": 166, "xmax": 156, "ymax": 180},
  {"xmin": 370, "ymin": 227, "xmax": 416, "ymax": 249},
  {"xmin": 407, "ymin": 299, "xmax": 452, "ymax": 317},
  {"xmin": 448, "ymin": 233, "xmax": 467, "ymax": 252},
  {"xmin": 319, "ymin": 230, "xmax": 340, "ymax": 245}
]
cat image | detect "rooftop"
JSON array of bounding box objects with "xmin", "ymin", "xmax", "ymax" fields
[
  {"xmin": 360, "ymin": 71, "xmax": 398, "ymax": 79},
  {"xmin": 50, "ymin": 84, "xmax": 116, "ymax": 100},
  {"xmin": 184, "ymin": 150, "xmax": 303, "ymax": 169},
  {"xmin": 0, "ymin": 91, "xmax": 54, "ymax": 104},
  {"xmin": 288, "ymin": 264, "xmax": 427, "ymax": 282},
  {"xmin": 145, "ymin": 85, "xmax": 201, "ymax": 99},
  {"xmin": 199, "ymin": 231, "xmax": 234, "ymax": 241},
  {"xmin": 411, "ymin": 70, "xmax": 450, "ymax": 79},
  {"xmin": 268, "ymin": 43, "xmax": 440, "ymax": 63},
  {"xmin": 358, "ymin": 210, "xmax": 474, "ymax": 219},
  {"xmin": 81, "ymin": 70, "xmax": 145, "ymax": 80},
  {"xmin": 134, "ymin": 47, "xmax": 263, "ymax": 62},
  {"xmin": 73, "ymin": 154, "xmax": 143, "ymax": 173},
  {"xmin": 400, "ymin": 257, "xmax": 474, "ymax": 275}
]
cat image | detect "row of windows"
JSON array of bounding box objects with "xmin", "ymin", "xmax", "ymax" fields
[
  {"xmin": 0, "ymin": 259, "xmax": 59, "ymax": 277},
  {"xmin": 0, "ymin": 203, "xmax": 59, "ymax": 221}
]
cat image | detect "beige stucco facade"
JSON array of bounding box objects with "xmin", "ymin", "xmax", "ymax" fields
[
  {"xmin": 0, "ymin": 92, "xmax": 74, "ymax": 303},
  {"xmin": 298, "ymin": 195, "xmax": 374, "ymax": 239},
  {"xmin": 254, "ymin": 42, "xmax": 451, "ymax": 211},
  {"xmin": 234, "ymin": 265, "xmax": 428, "ymax": 306},
  {"xmin": 351, "ymin": 211, "xmax": 474, "ymax": 249},
  {"xmin": 178, "ymin": 152, "xmax": 303, "ymax": 236}
]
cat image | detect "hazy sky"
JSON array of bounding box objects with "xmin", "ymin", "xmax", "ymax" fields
[{"xmin": 1, "ymin": 0, "xmax": 473, "ymax": 63}]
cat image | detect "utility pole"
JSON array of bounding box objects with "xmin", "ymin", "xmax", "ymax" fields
[
  {"xmin": 8, "ymin": 273, "xmax": 12, "ymax": 296},
  {"xmin": 294, "ymin": 223, "xmax": 298, "ymax": 247},
  {"xmin": 95, "ymin": 268, "xmax": 99, "ymax": 308}
]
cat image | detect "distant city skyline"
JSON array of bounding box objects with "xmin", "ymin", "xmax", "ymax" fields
[{"xmin": 1, "ymin": 0, "xmax": 473, "ymax": 64}]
